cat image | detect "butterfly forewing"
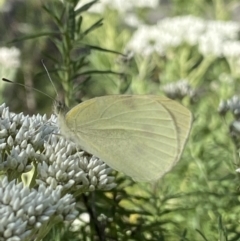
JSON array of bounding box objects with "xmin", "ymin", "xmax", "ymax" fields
[{"xmin": 65, "ymin": 95, "xmax": 192, "ymax": 182}]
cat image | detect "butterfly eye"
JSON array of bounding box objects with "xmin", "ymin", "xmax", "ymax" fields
[{"xmin": 54, "ymin": 100, "xmax": 68, "ymax": 115}]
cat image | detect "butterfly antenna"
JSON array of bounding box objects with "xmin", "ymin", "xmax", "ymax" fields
[
  {"xmin": 2, "ymin": 78, "xmax": 55, "ymax": 101},
  {"xmin": 41, "ymin": 59, "xmax": 59, "ymax": 98}
]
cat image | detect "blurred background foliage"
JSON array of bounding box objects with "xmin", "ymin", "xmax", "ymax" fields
[{"xmin": 1, "ymin": 0, "xmax": 240, "ymax": 240}]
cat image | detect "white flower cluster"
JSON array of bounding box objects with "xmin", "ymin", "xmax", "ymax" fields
[
  {"xmin": 199, "ymin": 20, "xmax": 240, "ymax": 57},
  {"xmin": 0, "ymin": 102, "xmax": 117, "ymax": 240},
  {"xmin": 0, "ymin": 103, "xmax": 52, "ymax": 174},
  {"xmin": 126, "ymin": 15, "xmax": 240, "ymax": 58},
  {"xmin": 75, "ymin": 0, "xmax": 159, "ymax": 14},
  {"xmin": 0, "ymin": 47, "xmax": 20, "ymax": 82},
  {"xmin": 0, "ymin": 103, "xmax": 116, "ymax": 191},
  {"xmin": 163, "ymin": 80, "xmax": 197, "ymax": 101},
  {"xmin": 0, "ymin": 47, "xmax": 20, "ymax": 69},
  {"xmin": 218, "ymin": 95, "xmax": 240, "ymax": 118},
  {"xmin": 37, "ymin": 135, "xmax": 116, "ymax": 192},
  {"xmin": 0, "ymin": 177, "xmax": 78, "ymax": 241}
]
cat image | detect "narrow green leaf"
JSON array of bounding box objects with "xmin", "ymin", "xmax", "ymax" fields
[
  {"xmin": 218, "ymin": 215, "xmax": 228, "ymax": 241},
  {"xmin": 76, "ymin": 16, "xmax": 83, "ymax": 33},
  {"xmin": 195, "ymin": 229, "xmax": 209, "ymax": 241},
  {"xmin": 85, "ymin": 44, "xmax": 125, "ymax": 56},
  {"xmin": 42, "ymin": 53, "xmax": 59, "ymax": 64},
  {"xmin": 82, "ymin": 18, "xmax": 103, "ymax": 36},
  {"xmin": 73, "ymin": 70, "xmax": 123, "ymax": 79},
  {"xmin": 75, "ymin": 0, "xmax": 99, "ymax": 16},
  {"xmin": 6, "ymin": 31, "xmax": 60, "ymax": 44},
  {"xmin": 42, "ymin": 4, "xmax": 61, "ymax": 27}
]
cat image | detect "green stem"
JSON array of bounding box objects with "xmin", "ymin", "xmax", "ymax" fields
[{"xmin": 188, "ymin": 55, "xmax": 216, "ymax": 86}]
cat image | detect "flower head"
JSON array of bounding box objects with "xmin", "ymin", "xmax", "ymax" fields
[
  {"xmin": 163, "ymin": 80, "xmax": 197, "ymax": 102},
  {"xmin": 0, "ymin": 177, "xmax": 78, "ymax": 241}
]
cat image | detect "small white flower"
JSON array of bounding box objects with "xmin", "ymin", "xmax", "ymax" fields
[
  {"xmin": 124, "ymin": 13, "xmax": 143, "ymax": 27},
  {"xmin": 126, "ymin": 25, "xmax": 165, "ymax": 56},
  {"xmin": 158, "ymin": 15, "xmax": 206, "ymax": 45},
  {"xmin": 129, "ymin": 0, "xmax": 159, "ymax": 9},
  {"xmin": 75, "ymin": 0, "xmax": 159, "ymax": 13},
  {"xmin": 0, "ymin": 47, "xmax": 20, "ymax": 68},
  {"xmin": 218, "ymin": 95, "xmax": 240, "ymax": 119},
  {"xmin": 222, "ymin": 40, "xmax": 240, "ymax": 58},
  {"xmin": 206, "ymin": 20, "xmax": 240, "ymax": 40},
  {"xmin": 163, "ymin": 80, "xmax": 197, "ymax": 101},
  {"xmin": 198, "ymin": 31, "xmax": 224, "ymax": 57}
]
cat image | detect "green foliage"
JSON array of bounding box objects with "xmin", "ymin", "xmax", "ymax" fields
[{"xmin": 171, "ymin": 0, "xmax": 236, "ymax": 19}]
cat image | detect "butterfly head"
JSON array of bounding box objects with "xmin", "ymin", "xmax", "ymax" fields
[
  {"xmin": 54, "ymin": 100, "xmax": 69, "ymax": 117},
  {"xmin": 53, "ymin": 99, "xmax": 74, "ymax": 139}
]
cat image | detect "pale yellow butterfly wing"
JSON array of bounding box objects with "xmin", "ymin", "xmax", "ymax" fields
[
  {"xmin": 64, "ymin": 95, "xmax": 192, "ymax": 182},
  {"xmin": 152, "ymin": 96, "xmax": 192, "ymax": 167}
]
